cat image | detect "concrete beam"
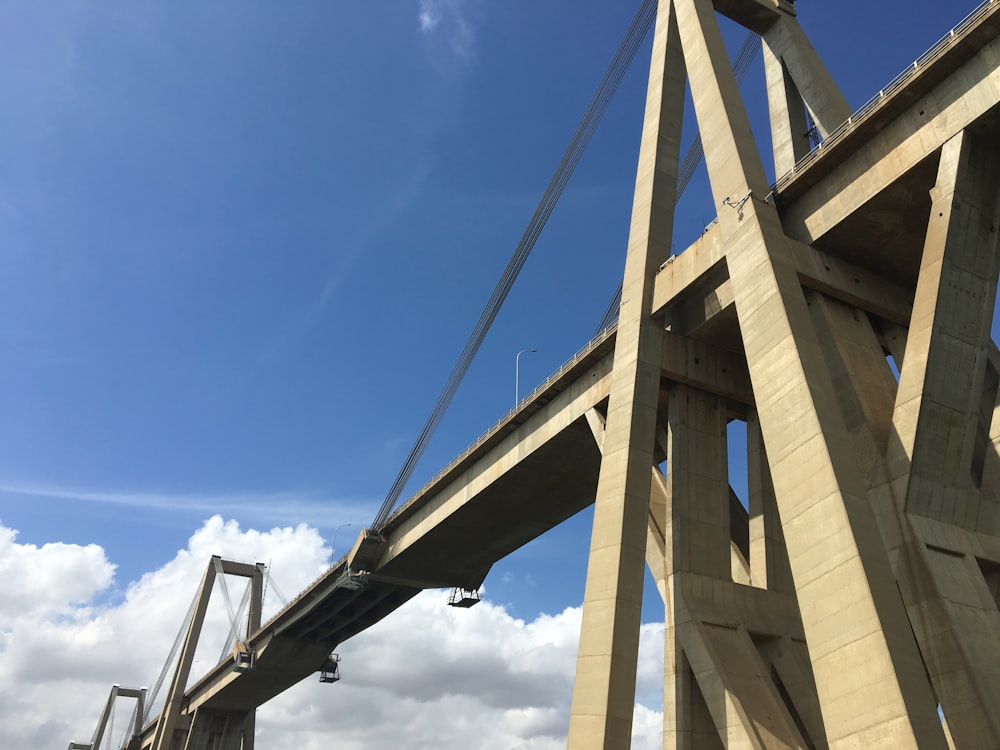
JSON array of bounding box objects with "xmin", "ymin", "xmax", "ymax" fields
[
  {"xmin": 661, "ymin": 329, "xmax": 754, "ymax": 405},
  {"xmin": 712, "ymin": 0, "xmax": 787, "ymax": 35},
  {"xmin": 780, "ymin": 29, "xmax": 1000, "ymax": 245}
]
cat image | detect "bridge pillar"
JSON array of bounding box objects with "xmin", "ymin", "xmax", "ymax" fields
[
  {"xmin": 566, "ymin": 0, "xmax": 685, "ymax": 746},
  {"xmin": 149, "ymin": 557, "xmax": 266, "ymax": 750},
  {"xmin": 67, "ymin": 685, "xmax": 147, "ymax": 750},
  {"xmin": 184, "ymin": 708, "xmax": 255, "ymax": 750},
  {"xmin": 569, "ymin": 0, "xmax": 1000, "ymax": 747},
  {"xmin": 674, "ymin": 0, "xmax": 946, "ymax": 745},
  {"xmin": 882, "ymin": 129, "xmax": 1000, "ymax": 748}
]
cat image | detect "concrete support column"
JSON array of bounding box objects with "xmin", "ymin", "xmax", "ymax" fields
[
  {"xmin": 663, "ymin": 383, "xmax": 735, "ymax": 748},
  {"xmin": 901, "ymin": 540, "xmax": 1000, "ymax": 746},
  {"xmin": 747, "ymin": 409, "xmax": 794, "ymax": 593},
  {"xmin": 665, "ymin": 645, "xmax": 723, "ymax": 750},
  {"xmin": 151, "ymin": 558, "xmax": 217, "ymax": 750},
  {"xmin": 184, "ymin": 707, "xmax": 255, "ymax": 750},
  {"xmin": 150, "ymin": 557, "xmax": 266, "ymax": 750},
  {"xmin": 243, "ymin": 710, "xmax": 256, "ymax": 750},
  {"xmin": 673, "ymin": 0, "xmax": 946, "ymax": 745},
  {"xmin": 885, "ymin": 129, "xmax": 1000, "ymax": 749},
  {"xmin": 802, "ymin": 275, "xmax": 1000, "ymax": 748},
  {"xmin": 803, "ymin": 290, "xmax": 907, "ymax": 556},
  {"xmin": 665, "ymin": 384, "xmax": 730, "ymax": 580},
  {"xmin": 890, "ymin": 129, "xmax": 1000, "ymax": 506},
  {"xmin": 761, "ymin": 15, "xmax": 851, "ymax": 139},
  {"xmin": 762, "ymin": 44, "xmax": 811, "ymax": 176},
  {"xmin": 665, "ymin": 614, "xmax": 693, "ymax": 750},
  {"xmin": 566, "ymin": 1, "xmax": 684, "ymax": 746}
]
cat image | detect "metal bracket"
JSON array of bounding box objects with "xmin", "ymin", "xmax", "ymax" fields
[{"xmin": 722, "ymin": 190, "xmax": 754, "ymax": 220}]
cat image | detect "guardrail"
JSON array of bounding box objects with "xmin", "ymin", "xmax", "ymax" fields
[
  {"xmin": 771, "ymin": 0, "xmax": 998, "ymax": 195},
  {"xmin": 396, "ymin": 322, "xmax": 619, "ymax": 514}
]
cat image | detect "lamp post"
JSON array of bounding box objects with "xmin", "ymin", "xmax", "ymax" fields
[
  {"xmin": 515, "ymin": 348, "xmax": 537, "ymax": 407},
  {"xmin": 331, "ymin": 523, "xmax": 353, "ymax": 561}
]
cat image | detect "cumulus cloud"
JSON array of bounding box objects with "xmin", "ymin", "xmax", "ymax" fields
[
  {"xmin": 0, "ymin": 517, "xmax": 665, "ymax": 749},
  {"xmin": 0, "ymin": 525, "xmax": 115, "ymax": 617},
  {"xmin": 0, "ymin": 516, "xmax": 332, "ymax": 748},
  {"xmin": 255, "ymin": 596, "xmax": 664, "ymax": 750}
]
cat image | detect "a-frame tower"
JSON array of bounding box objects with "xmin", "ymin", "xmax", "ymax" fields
[{"xmin": 568, "ymin": 1, "xmax": 1000, "ymax": 748}]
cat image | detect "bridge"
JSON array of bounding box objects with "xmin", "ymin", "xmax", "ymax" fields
[{"xmin": 69, "ymin": 0, "xmax": 1000, "ymax": 748}]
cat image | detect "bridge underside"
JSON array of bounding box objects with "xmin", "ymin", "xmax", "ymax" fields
[{"xmin": 375, "ymin": 416, "xmax": 604, "ymax": 589}]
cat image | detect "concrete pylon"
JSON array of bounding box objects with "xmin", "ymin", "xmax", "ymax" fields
[
  {"xmin": 568, "ymin": 0, "xmax": 1000, "ymax": 748},
  {"xmin": 67, "ymin": 685, "xmax": 147, "ymax": 750},
  {"xmin": 566, "ymin": 0, "xmax": 684, "ymax": 745},
  {"xmin": 150, "ymin": 557, "xmax": 265, "ymax": 750}
]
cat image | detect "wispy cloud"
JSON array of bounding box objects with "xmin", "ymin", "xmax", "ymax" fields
[
  {"xmin": 0, "ymin": 481, "xmax": 371, "ymax": 529},
  {"xmin": 417, "ymin": 0, "xmax": 477, "ymax": 62},
  {"xmin": 418, "ymin": 1, "xmax": 442, "ymax": 33}
]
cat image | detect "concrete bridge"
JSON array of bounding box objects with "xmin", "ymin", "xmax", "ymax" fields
[{"xmin": 71, "ymin": 0, "xmax": 1000, "ymax": 748}]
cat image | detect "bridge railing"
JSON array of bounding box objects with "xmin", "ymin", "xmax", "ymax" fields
[
  {"xmin": 771, "ymin": 0, "xmax": 998, "ymax": 195},
  {"xmin": 397, "ymin": 323, "xmax": 619, "ymax": 514}
]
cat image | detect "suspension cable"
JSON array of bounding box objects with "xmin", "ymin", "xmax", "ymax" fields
[
  {"xmin": 594, "ymin": 30, "xmax": 761, "ymax": 333},
  {"xmin": 220, "ymin": 580, "xmax": 253, "ymax": 662},
  {"xmin": 144, "ymin": 587, "xmax": 198, "ymax": 723},
  {"xmin": 213, "ymin": 558, "xmax": 244, "ymax": 651},
  {"xmin": 260, "ymin": 558, "xmax": 271, "ymax": 612},
  {"xmin": 262, "ymin": 563, "xmax": 289, "ymax": 608},
  {"xmin": 371, "ymin": 0, "xmax": 659, "ymax": 531}
]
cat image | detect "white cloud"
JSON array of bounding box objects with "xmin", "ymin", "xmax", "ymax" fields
[
  {"xmin": 417, "ymin": 0, "xmax": 478, "ymax": 62},
  {"xmin": 0, "ymin": 525, "xmax": 115, "ymax": 617},
  {"xmin": 0, "ymin": 517, "xmax": 665, "ymax": 749},
  {"xmin": 419, "ymin": 0, "xmax": 442, "ymax": 33},
  {"xmin": 0, "ymin": 516, "xmax": 332, "ymax": 749}
]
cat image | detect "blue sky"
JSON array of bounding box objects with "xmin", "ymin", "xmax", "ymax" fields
[{"xmin": 0, "ymin": 1, "xmax": 991, "ymax": 747}]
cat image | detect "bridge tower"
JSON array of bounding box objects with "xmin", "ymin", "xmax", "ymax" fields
[
  {"xmin": 149, "ymin": 556, "xmax": 266, "ymax": 750},
  {"xmin": 568, "ymin": 1, "xmax": 1000, "ymax": 749}
]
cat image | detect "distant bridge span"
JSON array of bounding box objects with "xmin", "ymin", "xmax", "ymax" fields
[{"xmin": 180, "ymin": 324, "xmax": 616, "ymax": 724}]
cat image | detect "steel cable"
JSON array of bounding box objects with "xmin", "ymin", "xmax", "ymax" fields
[
  {"xmin": 372, "ymin": 0, "xmax": 659, "ymax": 531},
  {"xmin": 220, "ymin": 581, "xmax": 253, "ymax": 662},
  {"xmin": 144, "ymin": 587, "xmax": 199, "ymax": 723}
]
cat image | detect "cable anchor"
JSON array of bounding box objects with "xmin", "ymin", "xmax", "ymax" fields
[{"xmin": 722, "ymin": 190, "xmax": 754, "ymax": 220}]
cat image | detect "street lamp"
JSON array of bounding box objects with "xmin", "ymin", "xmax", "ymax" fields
[
  {"xmin": 515, "ymin": 348, "xmax": 537, "ymax": 407},
  {"xmin": 331, "ymin": 523, "xmax": 353, "ymax": 561}
]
